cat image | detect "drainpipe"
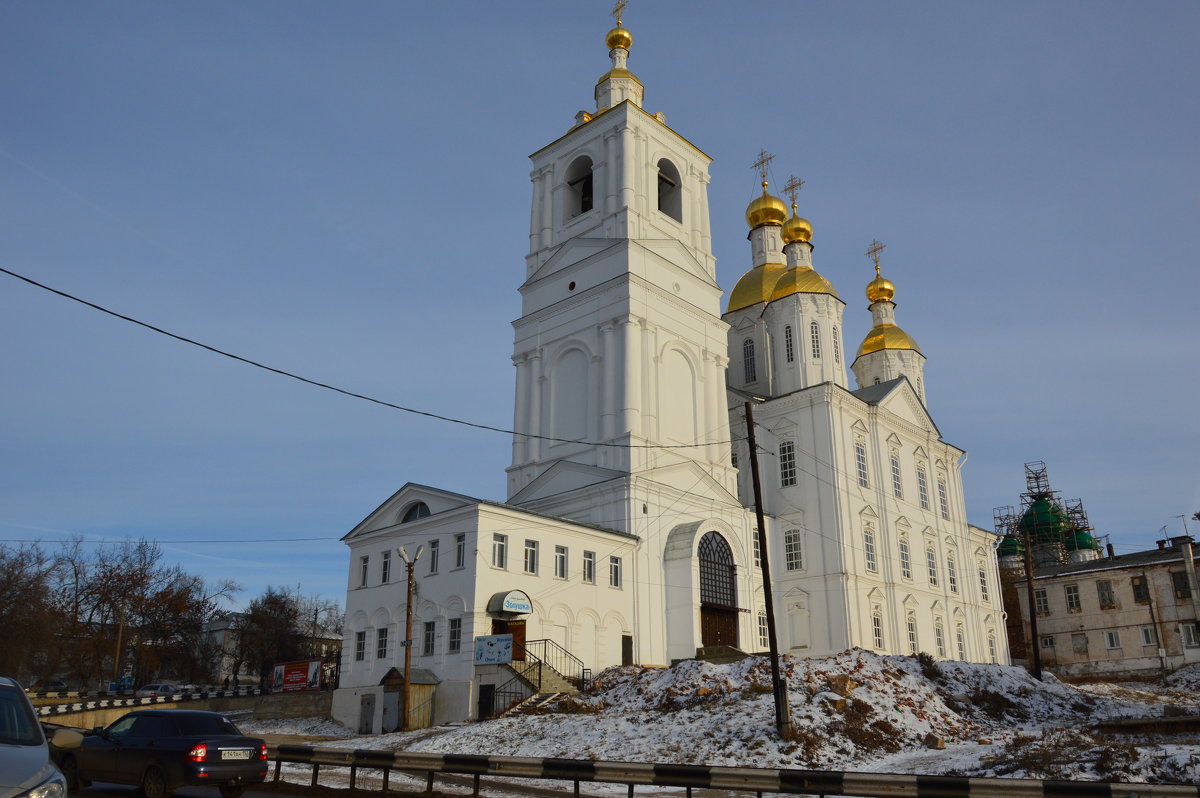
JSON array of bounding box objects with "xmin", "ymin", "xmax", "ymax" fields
[
  {"xmin": 1182, "ymin": 541, "xmax": 1200, "ymax": 641},
  {"xmin": 1143, "ymin": 572, "xmax": 1168, "ymax": 676}
]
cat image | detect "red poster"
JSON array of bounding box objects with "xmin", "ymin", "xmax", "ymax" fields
[{"xmin": 270, "ymin": 659, "xmax": 321, "ymax": 692}]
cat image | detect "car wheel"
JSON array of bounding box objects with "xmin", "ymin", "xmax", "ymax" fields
[
  {"xmin": 60, "ymin": 756, "xmax": 80, "ymax": 792},
  {"xmin": 218, "ymin": 787, "xmax": 244, "ymax": 798},
  {"xmin": 140, "ymin": 766, "xmax": 170, "ymax": 798}
]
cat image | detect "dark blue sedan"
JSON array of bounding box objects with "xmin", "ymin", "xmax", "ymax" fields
[{"xmin": 57, "ymin": 710, "xmax": 267, "ymax": 798}]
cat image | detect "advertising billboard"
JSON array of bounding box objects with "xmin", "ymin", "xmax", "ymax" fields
[{"xmin": 271, "ymin": 659, "xmax": 322, "ymax": 692}]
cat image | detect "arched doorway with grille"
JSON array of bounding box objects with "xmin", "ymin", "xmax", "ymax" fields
[{"xmin": 698, "ymin": 531, "xmax": 739, "ymax": 647}]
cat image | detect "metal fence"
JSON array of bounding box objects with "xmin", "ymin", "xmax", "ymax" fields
[
  {"xmin": 35, "ymin": 687, "xmax": 264, "ymax": 718},
  {"xmin": 267, "ymin": 743, "xmax": 1200, "ymax": 798}
]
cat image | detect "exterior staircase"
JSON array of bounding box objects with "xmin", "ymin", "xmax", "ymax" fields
[{"xmin": 507, "ymin": 659, "xmax": 578, "ymax": 695}]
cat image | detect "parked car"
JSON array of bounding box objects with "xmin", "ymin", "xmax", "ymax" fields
[
  {"xmin": 54, "ymin": 709, "xmax": 266, "ymax": 798},
  {"xmin": 0, "ymin": 676, "xmax": 82, "ymax": 798},
  {"xmin": 133, "ymin": 684, "xmax": 178, "ymax": 698}
]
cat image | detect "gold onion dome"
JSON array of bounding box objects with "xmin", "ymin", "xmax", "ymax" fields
[
  {"xmin": 727, "ymin": 262, "xmax": 788, "ymax": 313},
  {"xmin": 745, "ymin": 182, "xmax": 788, "ymax": 228},
  {"xmin": 857, "ymin": 324, "xmax": 921, "ymax": 358},
  {"xmin": 771, "ymin": 266, "xmax": 837, "ymax": 300},
  {"xmin": 866, "ymin": 274, "xmax": 895, "ymax": 303},
  {"xmin": 781, "ymin": 208, "xmax": 813, "ymax": 244},
  {"xmin": 605, "ymin": 26, "xmax": 633, "ymax": 50}
]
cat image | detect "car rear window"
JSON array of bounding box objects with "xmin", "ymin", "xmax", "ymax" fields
[
  {"xmin": 176, "ymin": 714, "xmax": 241, "ymax": 736},
  {"xmin": 0, "ymin": 685, "xmax": 42, "ymax": 746}
]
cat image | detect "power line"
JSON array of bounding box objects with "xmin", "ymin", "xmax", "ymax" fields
[{"xmin": 0, "ymin": 266, "xmax": 740, "ymax": 451}]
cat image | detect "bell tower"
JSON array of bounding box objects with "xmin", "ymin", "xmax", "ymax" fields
[{"xmin": 506, "ymin": 11, "xmax": 737, "ymax": 527}]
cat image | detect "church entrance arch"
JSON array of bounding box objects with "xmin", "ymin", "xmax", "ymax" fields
[{"xmin": 698, "ymin": 531, "xmax": 739, "ymax": 647}]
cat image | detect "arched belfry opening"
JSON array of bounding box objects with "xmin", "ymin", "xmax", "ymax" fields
[
  {"xmin": 564, "ymin": 155, "xmax": 594, "ymax": 218},
  {"xmin": 657, "ymin": 158, "xmax": 682, "ymax": 222},
  {"xmin": 698, "ymin": 531, "xmax": 738, "ymax": 647}
]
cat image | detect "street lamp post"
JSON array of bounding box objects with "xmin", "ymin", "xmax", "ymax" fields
[{"xmin": 397, "ymin": 545, "xmax": 424, "ymax": 731}]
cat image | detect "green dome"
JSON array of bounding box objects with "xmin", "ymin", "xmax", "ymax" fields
[
  {"xmin": 997, "ymin": 535, "xmax": 1025, "ymax": 557},
  {"xmin": 1018, "ymin": 496, "xmax": 1072, "ymax": 545},
  {"xmin": 1069, "ymin": 529, "xmax": 1100, "ymax": 551}
]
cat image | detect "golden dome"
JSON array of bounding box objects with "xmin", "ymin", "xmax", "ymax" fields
[
  {"xmin": 605, "ymin": 26, "xmax": 633, "ymax": 50},
  {"xmin": 745, "ymin": 182, "xmax": 788, "ymax": 228},
  {"xmin": 771, "ymin": 265, "xmax": 838, "ymax": 301},
  {"xmin": 856, "ymin": 324, "xmax": 922, "ymax": 358},
  {"xmin": 727, "ymin": 262, "xmax": 788, "ymax": 313},
  {"xmin": 866, "ymin": 275, "xmax": 895, "ymax": 303},
  {"xmin": 781, "ymin": 210, "xmax": 813, "ymax": 244}
]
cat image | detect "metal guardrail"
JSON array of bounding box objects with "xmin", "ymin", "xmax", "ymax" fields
[
  {"xmin": 35, "ymin": 687, "xmax": 264, "ymax": 717},
  {"xmin": 266, "ymin": 744, "xmax": 1200, "ymax": 798}
]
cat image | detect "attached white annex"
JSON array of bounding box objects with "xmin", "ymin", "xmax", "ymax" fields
[{"xmin": 334, "ymin": 17, "xmax": 1007, "ymax": 733}]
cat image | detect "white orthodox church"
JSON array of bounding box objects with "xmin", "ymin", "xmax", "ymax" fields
[{"xmin": 333, "ymin": 18, "xmax": 1007, "ymax": 732}]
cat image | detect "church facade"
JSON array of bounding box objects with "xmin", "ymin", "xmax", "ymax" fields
[{"xmin": 333, "ymin": 18, "xmax": 1006, "ymax": 732}]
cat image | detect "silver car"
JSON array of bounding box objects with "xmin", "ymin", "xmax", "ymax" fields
[{"xmin": 0, "ymin": 676, "xmax": 81, "ymax": 798}]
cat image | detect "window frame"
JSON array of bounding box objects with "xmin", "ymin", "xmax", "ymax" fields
[
  {"xmin": 554, "ymin": 545, "xmax": 568, "ymax": 579},
  {"xmin": 492, "ymin": 534, "xmax": 508, "ymax": 569},
  {"xmin": 422, "ymin": 621, "xmax": 436, "ymax": 656},
  {"xmin": 743, "ymin": 338, "xmax": 757, "ymax": 383},
  {"xmin": 448, "ymin": 618, "xmax": 462, "ymax": 654},
  {"xmin": 863, "ymin": 524, "xmax": 878, "ymax": 573},
  {"xmin": 917, "ymin": 465, "xmax": 930, "ymax": 510},
  {"xmin": 810, "ymin": 321, "xmax": 821, "ymax": 360},
  {"xmin": 855, "ymin": 441, "xmax": 869, "ymax": 487},
  {"xmin": 355, "ymin": 630, "xmax": 366, "ymax": 662},
  {"xmin": 381, "ymin": 550, "xmax": 391, "ymax": 584},
  {"xmin": 376, "ymin": 627, "xmax": 388, "ymax": 660},
  {"xmin": 784, "ymin": 528, "xmax": 803, "ymax": 571},
  {"xmin": 359, "ymin": 555, "xmax": 370, "ymax": 587},
  {"xmin": 523, "ymin": 539, "xmax": 539, "ymax": 574},
  {"xmin": 455, "ymin": 533, "xmax": 467, "ymax": 569},
  {"xmin": 784, "ymin": 325, "xmax": 794, "ymax": 363},
  {"xmin": 899, "ymin": 538, "xmax": 912, "ymax": 580},
  {"xmin": 1064, "ymin": 584, "xmax": 1081, "ymax": 612},
  {"xmin": 609, "ymin": 555, "xmax": 622, "ymax": 588},
  {"xmin": 779, "ymin": 440, "xmax": 797, "ymax": 487},
  {"xmin": 583, "ymin": 551, "xmax": 596, "ymax": 584},
  {"xmin": 890, "ymin": 452, "xmax": 903, "ymax": 499},
  {"xmin": 1034, "ymin": 587, "xmax": 1049, "ymax": 614},
  {"xmin": 428, "ymin": 540, "xmax": 439, "ymax": 575}
]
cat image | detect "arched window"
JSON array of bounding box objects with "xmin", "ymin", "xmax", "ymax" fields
[
  {"xmin": 987, "ymin": 629, "xmax": 997, "ymax": 663},
  {"xmin": 784, "ymin": 528, "xmax": 803, "ymax": 571},
  {"xmin": 899, "ymin": 538, "xmax": 912, "ymax": 579},
  {"xmin": 956, "ymin": 623, "xmax": 967, "ymax": 660},
  {"xmin": 401, "ymin": 502, "xmax": 431, "ymax": 523},
  {"xmin": 978, "ymin": 562, "xmax": 990, "ymax": 602},
  {"xmin": 743, "ymin": 338, "xmax": 757, "ymax": 383},
  {"xmin": 564, "ymin": 155, "xmax": 594, "ymax": 218},
  {"xmin": 934, "ymin": 618, "xmax": 946, "ymax": 658},
  {"xmin": 784, "ymin": 325, "xmax": 794, "ymax": 363},
  {"xmin": 832, "ymin": 326, "xmax": 841, "ymax": 364},
  {"xmin": 947, "ymin": 554, "xmax": 959, "ymax": 593},
  {"xmin": 871, "ymin": 605, "xmax": 884, "ymax": 649},
  {"xmin": 863, "ymin": 523, "xmax": 878, "ymax": 572},
  {"xmin": 810, "ymin": 322, "xmax": 821, "ymax": 359},
  {"xmin": 698, "ymin": 532, "xmax": 736, "ymax": 609},
  {"xmin": 657, "ymin": 159, "xmax": 682, "ymax": 222},
  {"xmin": 906, "ymin": 611, "xmax": 919, "ymax": 655}
]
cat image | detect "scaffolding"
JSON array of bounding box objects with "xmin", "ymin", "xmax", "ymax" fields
[{"xmin": 993, "ymin": 461, "xmax": 1101, "ymax": 570}]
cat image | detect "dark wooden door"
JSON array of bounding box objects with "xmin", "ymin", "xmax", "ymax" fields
[
  {"xmin": 477, "ymin": 684, "xmax": 495, "ymax": 719},
  {"xmin": 701, "ymin": 607, "xmax": 739, "ymax": 647}
]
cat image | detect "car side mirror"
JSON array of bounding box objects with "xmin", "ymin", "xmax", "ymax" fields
[
  {"xmin": 51, "ymin": 729, "xmax": 84, "ymax": 749},
  {"xmin": 91, "ymin": 726, "xmax": 107, "ymax": 737}
]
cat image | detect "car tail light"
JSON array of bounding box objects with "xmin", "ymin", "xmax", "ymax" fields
[
  {"xmin": 186, "ymin": 743, "xmax": 208, "ymax": 762},
  {"xmin": 259, "ymin": 743, "xmax": 268, "ymax": 761}
]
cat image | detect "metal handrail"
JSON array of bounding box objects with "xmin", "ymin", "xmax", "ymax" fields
[{"xmin": 522, "ymin": 639, "xmax": 587, "ymax": 687}]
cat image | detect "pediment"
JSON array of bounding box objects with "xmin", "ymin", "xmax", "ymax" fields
[
  {"xmin": 507, "ymin": 460, "xmax": 625, "ymax": 505},
  {"xmin": 635, "ymin": 459, "xmax": 742, "ymax": 505},
  {"xmin": 343, "ymin": 483, "xmax": 481, "ymax": 540},
  {"xmin": 525, "ymin": 238, "xmax": 622, "ymax": 285},
  {"xmin": 631, "ymin": 238, "xmax": 715, "ymax": 285},
  {"xmin": 872, "ymin": 380, "xmax": 941, "ymax": 436}
]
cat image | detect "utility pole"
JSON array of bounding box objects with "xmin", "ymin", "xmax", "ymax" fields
[
  {"xmin": 1021, "ymin": 528, "xmax": 1042, "ymax": 680},
  {"xmin": 397, "ymin": 545, "xmax": 424, "ymax": 732},
  {"xmin": 744, "ymin": 401, "xmax": 792, "ymax": 739}
]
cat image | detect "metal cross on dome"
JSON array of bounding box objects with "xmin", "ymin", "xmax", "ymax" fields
[
  {"xmin": 866, "ymin": 239, "xmax": 886, "ymax": 275},
  {"xmin": 783, "ymin": 176, "xmax": 805, "ymax": 206},
  {"xmin": 611, "ymin": 0, "xmax": 627, "ymax": 26},
  {"xmin": 751, "ymin": 150, "xmax": 774, "ymax": 184}
]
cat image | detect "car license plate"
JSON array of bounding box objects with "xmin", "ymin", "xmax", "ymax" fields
[{"xmin": 222, "ymin": 750, "xmax": 251, "ymax": 760}]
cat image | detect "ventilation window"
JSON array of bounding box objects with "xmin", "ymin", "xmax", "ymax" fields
[
  {"xmin": 657, "ymin": 159, "xmax": 682, "ymax": 222},
  {"xmin": 565, "ymin": 155, "xmax": 594, "ymax": 218},
  {"xmin": 401, "ymin": 502, "xmax": 431, "ymax": 523}
]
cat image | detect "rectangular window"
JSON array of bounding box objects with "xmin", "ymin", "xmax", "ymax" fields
[
  {"xmin": 1097, "ymin": 579, "xmax": 1116, "ymax": 609},
  {"xmin": 492, "ymin": 534, "xmax": 508, "ymax": 569},
  {"xmin": 524, "ymin": 539, "xmax": 539, "ymax": 574},
  {"xmin": 779, "ymin": 440, "xmax": 796, "ymax": 487},
  {"xmin": 428, "ymin": 540, "xmax": 440, "ymax": 574},
  {"xmin": 891, "ymin": 454, "xmax": 903, "ymax": 499},
  {"xmin": 1183, "ymin": 622, "xmax": 1200, "ymax": 648},
  {"xmin": 743, "ymin": 339, "xmax": 757, "ymax": 383},
  {"xmin": 978, "ymin": 564, "xmax": 990, "ymax": 602},
  {"xmin": 934, "ymin": 622, "xmax": 946, "ymax": 658},
  {"xmin": 855, "ymin": 442, "xmax": 869, "ymax": 487},
  {"xmin": 731, "ymin": 450, "xmax": 738, "ymax": 470},
  {"xmin": 359, "ymin": 555, "xmax": 370, "ymax": 587},
  {"xmin": 355, "ymin": 630, "xmax": 366, "ymax": 661},
  {"xmin": 448, "ymin": 618, "xmax": 462, "ymax": 654},
  {"xmin": 906, "ymin": 615, "xmax": 918, "ymax": 655},
  {"xmin": 956, "ymin": 625, "xmax": 967, "ymax": 661},
  {"xmin": 422, "ymin": 621, "xmax": 436, "ymax": 656},
  {"xmin": 1131, "ymin": 575, "xmax": 1150, "ymax": 603},
  {"xmin": 917, "ymin": 466, "xmax": 930, "ymax": 510},
  {"xmin": 1040, "ymin": 635, "xmax": 1055, "ymax": 648},
  {"xmin": 899, "ymin": 540, "xmax": 912, "ymax": 579},
  {"xmin": 376, "ymin": 627, "xmax": 388, "ymax": 660},
  {"xmin": 381, "ymin": 551, "xmax": 391, "ymax": 583},
  {"xmin": 554, "ymin": 545, "xmax": 568, "ymax": 579},
  {"xmin": 1105, "ymin": 630, "xmax": 1121, "ymax": 649},
  {"xmin": 455, "ymin": 533, "xmax": 467, "ymax": 569},
  {"xmin": 609, "ymin": 556, "xmax": 622, "ymax": 588},
  {"xmin": 863, "ymin": 526, "xmax": 878, "ymax": 573},
  {"xmin": 872, "ymin": 610, "xmax": 884, "ymax": 649},
  {"xmin": 784, "ymin": 528, "xmax": 802, "ymax": 571},
  {"xmin": 810, "ymin": 323, "xmax": 821, "ymax": 359},
  {"xmin": 947, "ymin": 557, "xmax": 959, "ymax": 594},
  {"xmin": 758, "ymin": 611, "xmax": 769, "ymax": 649},
  {"xmin": 1065, "ymin": 584, "xmax": 1081, "ymax": 612},
  {"xmin": 1141, "ymin": 626, "xmax": 1158, "ymax": 646},
  {"xmin": 833, "ymin": 326, "xmax": 841, "ymax": 364},
  {"xmin": 583, "ymin": 551, "xmax": 596, "ymax": 584},
  {"xmin": 938, "ymin": 477, "xmax": 950, "ymax": 519},
  {"xmin": 1034, "ymin": 588, "xmax": 1049, "ymax": 614},
  {"xmin": 784, "ymin": 325, "xmax": 794, "ymax": 363},
  {"xmin": 752, "ymin": 531, "xmax": 761, "ymax": 566},
  {"xmin": 926, "ymin": 547, "xmax": 939, "ymax": 587},
  {"xmin": 1172, "ymin": 571, "xmax": 1192, "ymax": 600}
]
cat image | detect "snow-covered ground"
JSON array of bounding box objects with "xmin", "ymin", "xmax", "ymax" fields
[{"xmin": 240, "ymin": 651, "xmax": 1200, "ymax": 786}]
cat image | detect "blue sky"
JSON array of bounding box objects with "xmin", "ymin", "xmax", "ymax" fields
[{"xmin": 2, "ymin": 1, "xmax": 1197, "ymax": 610}]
